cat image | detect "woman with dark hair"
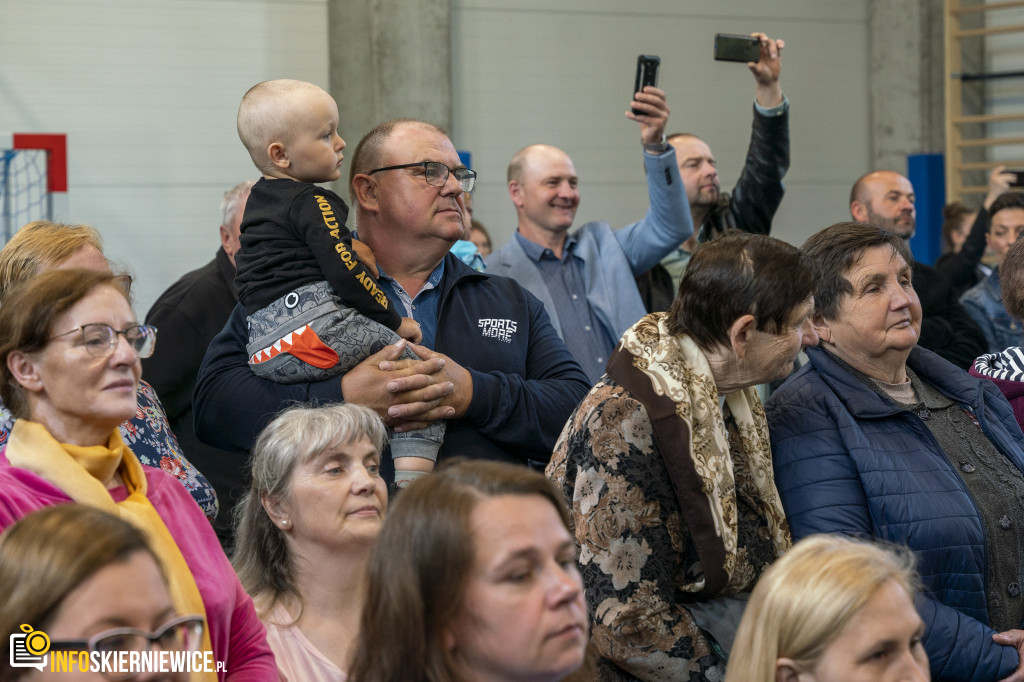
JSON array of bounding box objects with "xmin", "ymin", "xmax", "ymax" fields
[
  {"xmin": 469, "ymin": 220, "xmax": 492, "ymax": 258},
  {"xmin": 0, "ymin": 505, "xmax": 203, "ymax": 682},
  {"xmin": 0, "ymin": 269, "xmax": 275, "ymax": 681},
  {"xmin": 233, "ymin": 403, "xmax": 388, "ymax": 680},
  {"xmin": 936, "ymin": 166, "xmax": 1017, "ymax": 299},
  {"xmin": 959, "ymin": 192, "xmax": 1024, "ymax": 353},
  {"xmin": 767, "ymin": 221, "xmax": 1024, "ymax": 682},
  {"xmin": 348, "ymin": 459, "xmax": 590, "ymax": 682},
  {"xmin": 548, "ymin": 231, "xmax": 818, "ymax": 680},
  {"xmin": 941, "ymin": 202, "xmax": 974, "ymax": 257}
]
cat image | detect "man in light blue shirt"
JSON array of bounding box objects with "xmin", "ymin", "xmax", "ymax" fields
[{"xmin": 487, "ymin": 86, "xmax": 693, "ymax": 383}]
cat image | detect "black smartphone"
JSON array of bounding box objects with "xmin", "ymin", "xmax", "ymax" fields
[
  {"xmin": 714, "ymin": 33, "xmax": 761, "ymax": 63},
  {"xmin": 1009, "ymin": 170, "xmax": 1024, "ymax": 188},
  {"xmin": 632, "ymin": 55, "xmax": 660, "ymax": 115}
]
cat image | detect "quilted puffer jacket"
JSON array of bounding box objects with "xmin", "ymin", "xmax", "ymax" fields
[{"xmin": 766, "ymin": 345, "xmax": 1024, "ymax": 682}]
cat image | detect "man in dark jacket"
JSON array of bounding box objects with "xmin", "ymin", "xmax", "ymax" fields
[
  {"xmin": 851, "ymin": 170, "xmax": 987, "ymax": 369},
  {"xmin": 636, "ymin": 32, "xmax": 789, "ymax": 312},
  {"xmin": 143, "ymin": 180, "xmax": 253, "ymax": 546},
  {"xmin": 193, "ymin": 120, "xmax": 590, "ymax": 480}
]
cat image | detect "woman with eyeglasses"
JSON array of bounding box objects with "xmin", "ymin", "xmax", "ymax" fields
[
  {"xmin": 0, "ymin": 269, "xmax": 277, "ymax": 681},
  {"xmin": 0, "ymin": 504, "xmax": 204, "ymax": 682},
  {"xmin": 0, "ymin": 220, "xmax": 217, "ymax": 523}
]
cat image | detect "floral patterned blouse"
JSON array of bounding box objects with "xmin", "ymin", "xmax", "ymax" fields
[
  {"xmin": 0, "ymin": 380, "xmax": 218, "ymax": 523},
  {"xmin": 548, "ymin": 378, "xmax": 779, "ymax": 682}
]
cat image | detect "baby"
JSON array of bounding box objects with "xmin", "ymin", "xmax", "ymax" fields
[{"xmin": 235, "ymin": 79, "xmax": 440, "ymax": 487}]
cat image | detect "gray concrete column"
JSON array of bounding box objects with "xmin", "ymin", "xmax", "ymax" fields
[
  {"xmin": 327, "ymin": 0, "xmax": 452, "ymax": 191},
  {"xmin": 867, "ymin": 0, "xmax": 984, "ymax": 177}
]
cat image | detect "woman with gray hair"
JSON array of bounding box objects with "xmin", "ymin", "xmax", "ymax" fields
[{"xmin": 233, "ymin": 402, "xmax": 388, "ymax": 681}]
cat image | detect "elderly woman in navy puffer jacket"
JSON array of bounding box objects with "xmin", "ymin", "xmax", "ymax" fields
[{"xmin": 767, "ymin": 222, "xmax": 1024, "ymax": 682}]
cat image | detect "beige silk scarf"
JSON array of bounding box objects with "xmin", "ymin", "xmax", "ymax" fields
[{"xmin": 612, "ymin": 313, "xmax": 790, "ymax": 591}]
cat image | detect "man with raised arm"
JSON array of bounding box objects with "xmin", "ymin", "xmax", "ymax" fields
[
  {"xmin": 636, "ymin": 33, "xmax": 789, "ymax": 312},
  {"xmin": 488, "ymin": 86, "xmax": 693, "ymax": 383}
]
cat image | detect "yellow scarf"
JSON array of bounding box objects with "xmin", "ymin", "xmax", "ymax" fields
[{"xmin": 6, "ymin": 420, "xmax": 216, "ymax": 681}]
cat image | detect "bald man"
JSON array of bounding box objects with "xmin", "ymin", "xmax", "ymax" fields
[
  {"xmin": 195, "ymin": 119, "xmax": 590, "ymax": 481},
  {"xmin": 850, "ymin": 170, "xmax": 986, "ymax": 369},
  {"xmin": 633, "ymin": 33, "xmax": 789, "ymax": 313},
  {"xmin": 487, "ymin": 87, "xmax": 693, "ymax": 382}
]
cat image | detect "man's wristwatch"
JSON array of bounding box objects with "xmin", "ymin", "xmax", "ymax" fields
[{"xmin": 642, "ymin": 134, "xmax": 670, "ymax": 154}]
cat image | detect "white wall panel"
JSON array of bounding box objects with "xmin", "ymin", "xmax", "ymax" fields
[
  {"xmin": 0, "ymin": 0, "xmax": 328, "ymax": 313},
  {"xmin": 452, "ymin": 0, "xmax": 870, "ymax": 251},
  {"xmin": 1, "ymin": 0, "xmax": 872, "ymax": 313}
]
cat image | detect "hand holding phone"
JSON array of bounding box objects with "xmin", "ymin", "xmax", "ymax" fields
[{"xmin": 632, "ymin": 55, "xmax": 660, "ymax": 115}]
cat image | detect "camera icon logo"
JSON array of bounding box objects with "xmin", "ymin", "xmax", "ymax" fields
[{"xmin": 10, "ymin": 624, "xmax": 49, "ymax": 671}]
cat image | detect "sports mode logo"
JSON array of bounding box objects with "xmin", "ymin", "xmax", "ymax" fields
[{"xmin": 479, "ymin": 318, "xmax": 518, "ymax": 343}]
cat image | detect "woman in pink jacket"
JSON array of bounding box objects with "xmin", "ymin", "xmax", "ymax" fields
[{"xmin": 0, "ymin": 268, "xmax": 276, "ymax": 681}]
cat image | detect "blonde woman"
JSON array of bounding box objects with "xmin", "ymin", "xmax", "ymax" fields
[{"xmin": 725, "ymin": 535, "xmax": 928, "ymax": 682}]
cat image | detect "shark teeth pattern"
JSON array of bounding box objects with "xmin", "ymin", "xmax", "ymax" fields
[{"xmin": 250, "ymin": 324, "xmax": 310, "ymax": 364}]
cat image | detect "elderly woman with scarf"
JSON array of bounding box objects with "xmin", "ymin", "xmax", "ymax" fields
[{"xmin": 547, "ymin": 231, "xmax": 817, "ymax": 681}]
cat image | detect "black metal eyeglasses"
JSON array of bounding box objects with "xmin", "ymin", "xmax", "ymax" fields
[{"xmin": 368, "ymin": 161, "xmax": 476, "ymax": 192}]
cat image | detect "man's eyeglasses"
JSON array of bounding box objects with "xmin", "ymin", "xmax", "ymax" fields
[
  {"xmin": 49, "ymin": 323, "xmax": 158, "ymax": 359},
  {"xmin": 48, "ymin": 614, "xmax": 204, "ymax": 681},
  {"xmin": 368, "ymin": 161, "xmax": 476, "ymax": 193}
]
